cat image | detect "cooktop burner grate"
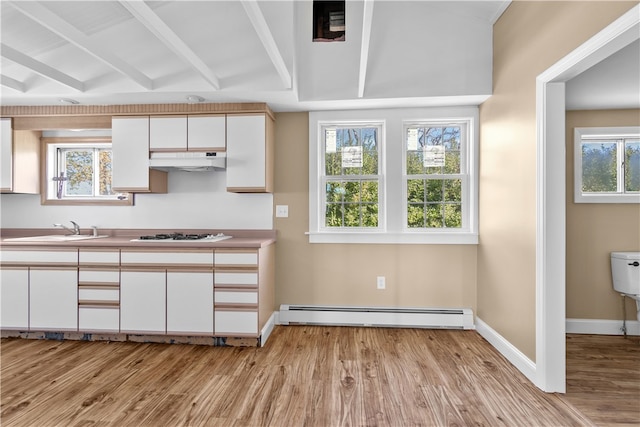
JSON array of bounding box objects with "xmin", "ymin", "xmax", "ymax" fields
[{"xmin": 131, "ymin": 233, "xmax": 231, "ymax": 242}]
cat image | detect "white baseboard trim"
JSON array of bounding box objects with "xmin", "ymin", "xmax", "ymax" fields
[
  {"xmin": 259, "ymin": 312, "xmax": 277, "ymax": 346},
  {"xmin": 475, "ymin": 317, "xmax": 537, "ymax": 386},
  {"xmin": 566, "ymin": 318, "xmax": 640, "ymax": 336}
]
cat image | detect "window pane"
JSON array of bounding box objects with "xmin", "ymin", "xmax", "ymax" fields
[
  {"xmin": 426, "ymin": 180, "xmax": 443, "ymax": 202},
  {"xmin": 406, "ymin": 126, "xmax": 461, "ymax": 175},
  {"xmin": 344, "ymin": 181, "xmax": 360, "ymax": 202},
  {"xmin": 326, "ymin": 152, "xmax": 342, "ymax": 175},
  {"xmin": 326, "ymin": 181, "xmax": 345, "ymax": 202},
  {"xmin": 361, "ymin": 181, "xmax": 378, "ymax": 202},
  {"xmin": 344, "ymin": 203, "xmax": 361, "ymax": 227},
  {"xmin": 98, "ymin": 149, "xmax": 114, "ymax": 196},
  {"xmin": 325, "ymin": 203, "xmax": 343, "ymax": 227},
  {"xmin": 581, "ymin": 142, "xmax": 617, "ymax": 193},
  {"xmin": 625, "ymin": 141, "xmax": 640, "ymax": 192},
  {"xmin": 407, "ymin": 179, "xmax": 424, "ymax": 202},
  {"xmin": 444, "ymin": 204, "xmax": 462, "ymax": 227},
  {"xmin": 425, "ymin": 204, "xmax": 444, "ymax": 228},
  {"xmin": 325, "ymin": 179, "xmax": 379, "ymax": 228},
  {"xmin": 407, "ymin": 204, "xmax": 424, "ymax": 228},
  {"xmin": 444, "ymin": 179, "xmax": 462, "ymax": 202},
  {"xmin": 64, "ymin": 150, "xmax": 93, "ymax": 196}
]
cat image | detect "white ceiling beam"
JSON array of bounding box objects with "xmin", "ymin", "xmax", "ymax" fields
[
  {"xmin": 241, "ymin": 0, "xmax": 292, "ymax": 89},
  {"xmin": 358, "ymin": 0, "xmax": 375, "ymax": 98},
  {"xmin": 1, "ymin": 75, "xmax": 25, "ymax": 92},
  {"xmin": 119, "ymin": 1, "xmax": 220, "ymax": 90},
  {"xmin": 1, "ymin": 43, "xmax": 84, "ymax": 92},
  {"xmin": 8, "ymin": 1, "xmax": 153, "ymax": 90}
]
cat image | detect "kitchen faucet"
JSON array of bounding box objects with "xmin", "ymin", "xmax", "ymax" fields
[{"xmin": 54, "ymin": 221, "xmax": 81, "ymax": 235}]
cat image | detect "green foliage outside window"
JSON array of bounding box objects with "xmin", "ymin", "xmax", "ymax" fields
[
  {"xmin": 581, "ymin": 140, "xmax": 640, "ymax": 193},
  {"xmin": 324, "ymin": 127, "xmax": 380, "ymax": 228},
  {"xmin": 406, "ymin": 126, "xmax": 463, "ymax": 228},
  {"xmin": 61, "ymin": 148, "xmax": 116, "ymax": 198}
]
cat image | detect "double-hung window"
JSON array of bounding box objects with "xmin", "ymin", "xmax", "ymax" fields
[
  {"xmin": 309, "ymin": 108, "xmax": 478, "ymax": 244},
  {"xmin": 321, "ymin": 124, "xmax": 382, "ymax": 230},
  {"xmin": 404, "ymin": 122, "xmax": 468, "ymax": 230},
  {"xmin": 574, "ymin": 127, "xmax": 640, "ymax": 203},
  {"xmin": 43, "ymin": 133, "xmax": 131, "ymax": 205}
]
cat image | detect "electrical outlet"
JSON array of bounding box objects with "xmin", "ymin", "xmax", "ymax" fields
[
  {"xmin": 376, "ymin": 276, "xmax": 385, "ymax": 290},
  {"xmin": 275, "ymin": 205, "xmax": 289, "ymax": 218}
]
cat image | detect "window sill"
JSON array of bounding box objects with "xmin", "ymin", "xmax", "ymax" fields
[
  {"xmin": 307, "ymin": 231, "xmax": 478, "ymax": 245},
  {"xmin": 574, "ymin": 194, "xmax": 640, "ymax": 204}
]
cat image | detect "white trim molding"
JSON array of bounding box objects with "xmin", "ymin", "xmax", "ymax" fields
[
  {"xmin": 476, "ymin": 318, "xmax": 537, "ymax": 386},
  {"xmin": 535, "ymin": 4, "xmax": 640, "ymax": 394}
]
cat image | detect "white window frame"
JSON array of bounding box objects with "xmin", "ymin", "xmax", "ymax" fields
[
  {"xmin": 574, "ymin": 126, "xmax": 640, "ymax": 204},
  {"xmin": 42, "ymin": 130, "xmax": 131, "ymax": 205},
  {"xmin": 309, "ymin": 107, "xmax": 478, "ymax": 244}
]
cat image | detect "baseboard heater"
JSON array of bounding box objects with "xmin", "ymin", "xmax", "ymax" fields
[{"xmin": 279, "ymin": 305, "xmax": 474, "ymax": 330}]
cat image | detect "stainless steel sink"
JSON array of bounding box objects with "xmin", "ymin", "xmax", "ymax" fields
[{"xmin": 3, "ymin": 235, "xmax": 109, "ymax": 242}]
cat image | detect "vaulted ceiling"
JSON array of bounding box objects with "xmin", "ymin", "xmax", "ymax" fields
[
  {"xmin": 0, "ymin": 1, "xmax": 510, "ymax": 111},
  {"xmin": 1, "ymin": 1, "xmax": 635, "ymax": 113}
]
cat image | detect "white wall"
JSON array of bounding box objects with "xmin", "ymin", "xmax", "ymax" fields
[{"xmin": 0, "ymin": 171, "xmax": 273, "ymax": 230}]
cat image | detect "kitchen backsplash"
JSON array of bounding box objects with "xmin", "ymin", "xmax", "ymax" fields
[{"xmin": 0, "ymin": 169, "xmax": 273, "ymax": 230}]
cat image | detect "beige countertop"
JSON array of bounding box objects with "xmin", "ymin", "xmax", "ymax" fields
[{"xmin": 0, "ymin": 228, "xmax": 276, "ymax": 249}]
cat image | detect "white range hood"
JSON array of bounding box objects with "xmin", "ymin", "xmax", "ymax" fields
[{"xmin": 149, "ymin": 152, "xmax": 226, "ymax": 172}]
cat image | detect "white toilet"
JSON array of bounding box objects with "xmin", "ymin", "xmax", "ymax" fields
[{"xmin": 611, "ymin": 252, "xmax": 640, "ymax": 321}]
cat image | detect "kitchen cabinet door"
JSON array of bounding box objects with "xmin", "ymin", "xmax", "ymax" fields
[
  {"xmin": 187, "ymin": 115, "xmax": 226, "ymax": 151},
  {"xmin": 150, "ymin": 116, "xmax": 187, "ymax": 151},
  {"xmin": 1, "ymin": 118, "xmax": 40, "ymax": 194},
  {"xmin": 29, "ymin": 267, "xmax": 78, "ymax": 331},
  {"xmin": 226, "ymin": 114, "xmax": 273, "ymax": 193},
  {"xmin": 215, "ymin": 309, "xmax": 258, "ymax": 335},
  {"xmin": 0, "ymin": 267, "xmax": 29, "ymax": 329},
  {"xmin": 167, "ymin": 271, "xmax": 213, "ymax": 334},
  {"xmin": 120, "ymin": 270, "xmax": 166, "ymax": 334},
  {"xmin": 0, "ymin": 118, "xmax": 12, "ymax": 191},
  {"xmin": 112, "ymin": 116, "xmax": 167, "ymax": 193}
]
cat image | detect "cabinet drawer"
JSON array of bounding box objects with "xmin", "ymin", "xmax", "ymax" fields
[
  {"xmin": 1, "ymin": 249, "xmax": 77, "ymax": 265},
  {"xmin": 215, "ymin": 272, "xmax": 258, "ymax": 286},
  {"xmin": 78, "ymin": 269, "xmax": 119, "ymax": 283},
  {"xmin": 121, "ymin": 250, "xmax": 213, "ymax": 267},
  {"xmin": 215, "ymin": 310, "xmax": 258, "ymax": 335},
  {"xmin": 79, "ymin": 307, "xmax": 119, "ymax": 332},
  {"xmin": 215, "ymin": 290, "xmax": 258, "ymax": 305},
  {"xmin": 78, "ymin": 288, "xmax": 119, "ymax": 302},
  {"xmin": 79, "ymin": 249, "xmax": 119, "ymax": 266},
  {"xmin": 215, "ymin": 251, "xmax": 257, "ymax": 267}
]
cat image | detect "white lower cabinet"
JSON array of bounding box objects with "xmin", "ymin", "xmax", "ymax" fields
[
  {"xmin": 78, "ymin": 267, "xmax": 120, "ymax": 332},
  {"xmin": 215, "ymin": 309, "xmax": 258, "ymax": 335},
  {"xmin": 167, "ymin": 271, "xmax": 214, "ymax": 335},
  {"xmin": 120, "ymin": 270, "xmax": 166, "ymax": 333},
  {"xmin": 0, "ymin": 267, "xmax": 29, "ymax": 329},
  {"xmin": 29, "ymin": 267, "xmax": 78, "ymax": 331},
  {"xmin": 79, "ymin": 307, "xmax": 119, "ymax": 332}
]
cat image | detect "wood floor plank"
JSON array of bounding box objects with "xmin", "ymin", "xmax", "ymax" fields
[{"xmin": 1, "ymin": 327, "xmax": 638, "ymax": 426}]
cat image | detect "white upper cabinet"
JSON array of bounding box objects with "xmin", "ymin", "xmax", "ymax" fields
[
  {"xmin": 226, "ymin": 113, "xmax": 274, "ymax": 193},
  {"xmin": 1, "ymin": 118, "xmax": 40, "ymax": 194},
  {"xmin": 0, "ymin": 118, "xmax": 12, "ymax": 191},
  {"xmin": 112, "ymin": 116, "xmax": 167, "ymax": 193},
  {"xmin": 149, "ymin": 115, "xmax": 226, "ymax": 152},
  {"xmin": 187, "ymin": 114, "xmax": 226, "ymax": 151},
  {"xmin": 150, "ymin": 115, "xmax": 187, "ymax": 151}
]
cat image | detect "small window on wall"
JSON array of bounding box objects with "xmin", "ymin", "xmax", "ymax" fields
[
  {"xmin": 574, "ymin": 127, "xmax": 640, "ymax": 203},
  {"xmin": 313, "ymin": 0, "xmax": 345, "ymax": 42},
  {"xmin": 42, "ymin": 133, "xmax": 131, "ymax": 205}
]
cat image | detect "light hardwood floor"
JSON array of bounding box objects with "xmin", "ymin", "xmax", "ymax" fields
[{"xmin": 1, "ymin": 326, "xmax": 637, "ymax": 426}]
